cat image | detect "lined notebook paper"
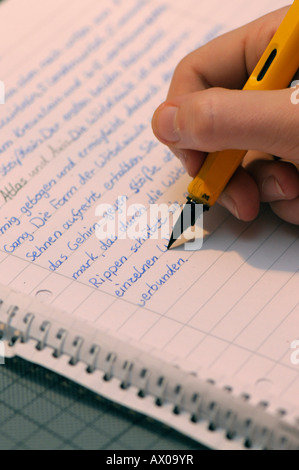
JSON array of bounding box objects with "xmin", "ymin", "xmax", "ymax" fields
[{"xmin": 1, "ymin": 0, "xmax": 299, "ymax": 449}]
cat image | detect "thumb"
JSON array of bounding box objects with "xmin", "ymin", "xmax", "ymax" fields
[{"xmin": 152, "ymin": 87, "xmax": 299, "ymax": 161}]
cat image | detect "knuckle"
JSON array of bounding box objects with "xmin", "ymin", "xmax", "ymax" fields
[
  {"xmin": 256, "ymin": 22, "xmax": 276, "ymax": 49},
  {"xmin": 191, "ymin": 89, "xmax": 219, "ymax": 148},
  {"xmin": 173, "ymin": 54, "xmax": 193, "ymax": 79},
  {"xmin": 246, "ymin": 15, "xmax": 281, "ymax": 67}
]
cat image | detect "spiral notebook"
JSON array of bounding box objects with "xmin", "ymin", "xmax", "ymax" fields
[{"xmin": 0, "ymin": 0, "xmax": 299, "ymax": 450}]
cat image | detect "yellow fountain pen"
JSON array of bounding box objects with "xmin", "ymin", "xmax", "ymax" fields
[{"xmin": 168, "ymin": 0, "xmax": 299, "ymax": 249}]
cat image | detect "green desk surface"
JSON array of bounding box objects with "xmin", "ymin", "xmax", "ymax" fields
[{"xmin": 0, "ymin": 357, "xmax": 207, "ymax": 450}]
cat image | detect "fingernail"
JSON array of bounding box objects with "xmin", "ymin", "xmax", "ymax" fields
[
  {"xmin": 155, "ymin": 106, "xmax": 179, "ymax": 143},
  {"xmin": 262, "ymin": 176, "xmax": 286, "ymax": 198},
  {"xmin": 218, "ymin": 193, "xmax": 240, "ymax": 219}
]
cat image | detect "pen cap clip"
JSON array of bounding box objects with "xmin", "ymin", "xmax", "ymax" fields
[{"xmin": 245, "ymin": 1, "xmax": 299, "ymax": 90}]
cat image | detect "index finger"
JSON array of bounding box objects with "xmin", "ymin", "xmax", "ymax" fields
[{"xmin": 167, "ymin": 6, "xmax": 288, "ymax": 99}]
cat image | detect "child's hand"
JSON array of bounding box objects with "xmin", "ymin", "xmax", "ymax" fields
[{"xmin": 152, "ymin": 6, "xmax": 299, "ymax": 224}]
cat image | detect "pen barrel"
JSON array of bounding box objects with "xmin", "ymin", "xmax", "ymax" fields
[
  {"xmin": 244, "ymin": 0, "xmax": 299, "ymax": 91},
  {"xmin": 188, "ymin": 149, "xmax": 247, "ymax": 205},
  {"xmin": 189, "ymin": 0, "xmax": 299, "ymax": 207}
]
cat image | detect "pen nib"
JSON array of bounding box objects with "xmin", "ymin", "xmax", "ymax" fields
[{"xmin": 167, "ymin": 200, "xmax": 209, "ymax": 250}]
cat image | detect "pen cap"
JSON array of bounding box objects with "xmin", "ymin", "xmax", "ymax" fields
[{"xmin": 245, "ymin": 0, "xmax": 299, "ymax": 90}]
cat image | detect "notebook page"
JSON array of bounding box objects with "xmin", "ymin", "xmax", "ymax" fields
[{"xmin": 1, "ymin": 0, "xmax": 298, "ymax": 415}]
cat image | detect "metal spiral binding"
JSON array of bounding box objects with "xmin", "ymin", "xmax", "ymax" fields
[
  {"xmin": 225, "ymin": 409, "xmax": 238, "ymax": 441},
  {"xmin": 172, "ymin": 385, "xmax": 184, "ymax": 415},
  {"xmin": 207, "ymin": 401, "xmax": 220, "ymax": 432},
  {"xmin": 52, "ymin": 329, "xmax": 68, "ymax": 358},
  {"xmin": 137, "ymin": 368, "xmax": 150, "ymax": 398},
  {"xmin": 86, "ymin": 345, "xmax": 100, "ymax": 374},
  {"xmin": 154, "ymin": 376, "xmax": 167, "ymax": 407},
  {"xmin": 21, "ymin": 313, "xmax": 35, "ymax": 343},
  {"xmin": 6, "ymin": 306, "xmax": 20, "ymax": 346},
  {"xmin": 120, "ymin": 360, "xmax": 133, "ymax": 390},
  {"xmin": 103, "ymin": 352, "xmax": 117, "ymax": 381},
  {"xmin": 0, "ymin": 299, "xmax": 4, "ymax": 340},
  {"xmin": 243, "ymin": 418, "xmax": 254, "ymax": 449},
  {"xmin": 36, "ymin": 321, "xmax": 51, "ymax": 351},
  {"xmin": 2, "ymin": 301, "xmax": 299, "ymax": 450},
  {"xmin": 222, "ymin": 386, "xmax": 237, "ymax": 440},
  {"xmin": 190, "ymin": 393, "xmax": 202, "ymax": 423},
  {"xmin": 69, "ymin": 336, "xmax": 83, "ymax": 366}
]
